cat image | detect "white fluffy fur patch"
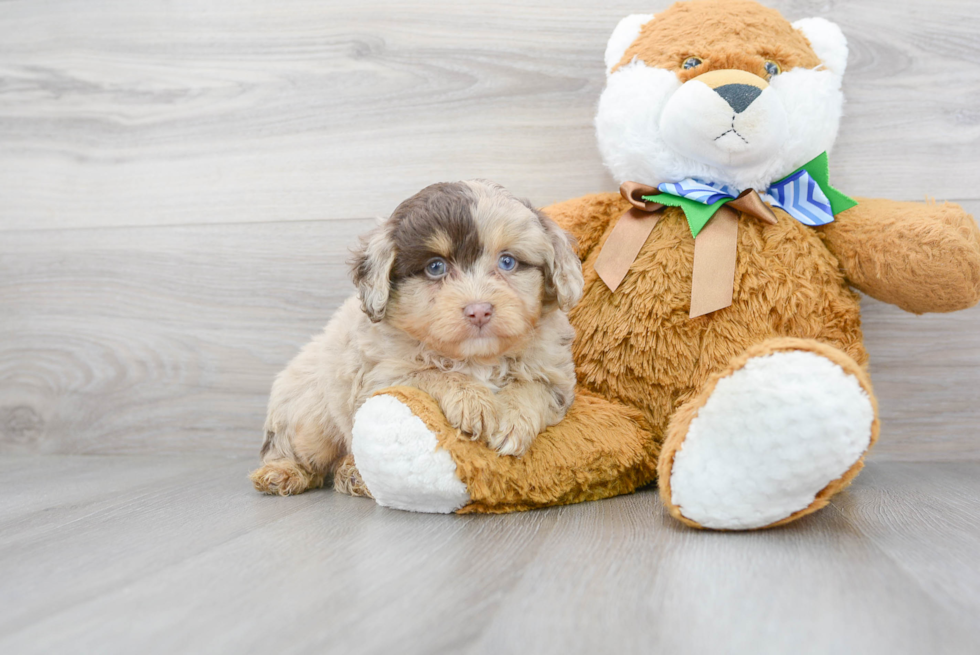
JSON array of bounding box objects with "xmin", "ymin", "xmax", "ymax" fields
[
  {"xmin": 596, "ymin": 61, "xmax": 843, "ymax": 190},
  {"xmin": 351, "ymin": 395, "xmax": 470, "ymax": 514},
  {"xmin": 604, "ymin": 13, "xmax": 654, "ymax": 74},
  {"xmin": 793, "ymin": 17, "xmax": 849, "ymax": 76},
  {"xmin": 669, "ymin": 351, "xmax": 874, "ymax": 530},
  {"xmin": 660, "ymin": 81, "xmax": 788, "ymax": 170},
  {"xmin": 595, "ymin": 62, "xmax": 681, "ymax": 185}
]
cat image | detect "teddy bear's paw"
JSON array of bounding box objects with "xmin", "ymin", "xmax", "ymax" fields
[
  {"xmin": 350, "ymin": 394, "xmax": 471, "ymax": 513},
  {"xmin": 663, "ymin": 348, "xmax": 876, "ymax": 530}
]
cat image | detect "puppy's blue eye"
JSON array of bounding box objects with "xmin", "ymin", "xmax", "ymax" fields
[
  {"xmin": 425, "ymin": 258, "xmax": 447, "ymax": 278},
  {"xmin": 765, "ymin": 60, "xmax": 781, "ymax": 79},
  {"xmin": 683, "ymin": 57, "xmax": 702, "ymax": 70},
  {"xmin": 498, "ymin": 254, "xmax": 517, "ymax": 271}
]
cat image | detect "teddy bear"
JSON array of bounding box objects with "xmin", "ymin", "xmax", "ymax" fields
[{"xmin": 341, "ymin": 0, "xmax": 980, "ymax": 529}]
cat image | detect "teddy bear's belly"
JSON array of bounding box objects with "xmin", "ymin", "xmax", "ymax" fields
[{"xmin": 569, "ymin": 208, "xmax": 867, "ymax": 439}]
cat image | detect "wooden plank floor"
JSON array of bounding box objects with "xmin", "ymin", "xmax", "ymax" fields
[{"xmin": 0, "ymin": 455, "xmax": 978, "ymax": 654}]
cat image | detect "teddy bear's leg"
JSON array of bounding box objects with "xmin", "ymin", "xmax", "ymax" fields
[
  {"xmin": 658, "ymin": 337, "xmax": 879, "ymax": 530},
  {"xmin": 351, "ymin": 386, "xmax": 659, "ymax": 513},
  {"xmin": 349, "ymin": 390, "xmax": 470, "ymax": 513}
]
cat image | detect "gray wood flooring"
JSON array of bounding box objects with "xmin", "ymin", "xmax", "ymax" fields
[
  {"xmin": 0, "ymin": 456, "xmax": 978, "ymax": 655},
  {"xmin": 2, "ymin": 0, "xmax": 980, "ymax": 653}
]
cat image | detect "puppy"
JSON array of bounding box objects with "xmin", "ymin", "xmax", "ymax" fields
[{"xmin": 250, "ymin": 180, "xmax": 585, "ymax": 496}]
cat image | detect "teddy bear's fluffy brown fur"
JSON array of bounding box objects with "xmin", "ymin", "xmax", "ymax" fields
[
  {"xmin": 373, "ymin": 192, "xmax": 978, "ymax": 518},
  {"xmin": 341, "ymin": 0, "xmax": 980, "ymax": 528},
  {"xmin": 554, "ymin": 194, "xmax": 980, "ymax": 441}
]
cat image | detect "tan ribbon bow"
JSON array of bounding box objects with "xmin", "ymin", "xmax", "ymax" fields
[{"xmin": 593, "ymin": 182, "xmax": 778, "ymax": 318}]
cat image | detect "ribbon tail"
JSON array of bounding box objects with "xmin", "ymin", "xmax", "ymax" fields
[
  {"xmin": 689, "ymin": 205, "xmax": 739, "ymax": 318},
  {"xmin": 594, "ymin": 207, "xmax": 661, "ymax": 292}
]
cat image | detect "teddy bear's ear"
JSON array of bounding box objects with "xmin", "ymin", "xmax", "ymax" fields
[
  {"xmin": 792, "ymin": 17, "xmax": 848, "ymax": 77},
  {"xmin": 604, "ymin": 13, "xmax": 654, "ymax": 74}
]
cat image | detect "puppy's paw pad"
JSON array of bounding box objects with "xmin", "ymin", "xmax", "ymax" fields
[{"xmin": 249, "ymin": 461, "xmax": 320, "ymax": 496}]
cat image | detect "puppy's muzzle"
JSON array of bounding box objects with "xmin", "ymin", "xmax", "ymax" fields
[
  {"xmin": 693, "ymin": 69, "xmax": 769, "ymax": 114},
  {"xmin": 464, "ymin": 302, "xmax": 493, "ymax": 328}
]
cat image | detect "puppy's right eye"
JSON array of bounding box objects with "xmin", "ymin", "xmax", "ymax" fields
[
  {"xmin": 425, "ymin": 258, "xmax": 448, "ymax": 279},
  {"xmin": 682, "ymin": 57, "xmax": 702, "ymax": 70},
  {"xmin": 497, "ymin": 254, "xmax": 517, "ymax": 271}
]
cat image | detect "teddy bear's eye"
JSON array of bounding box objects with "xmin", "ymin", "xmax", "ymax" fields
[
  {"xmin": 682, "ymin": 57, "xmax": 703, "ymax": 70},
  {"xmin": 765, "ymin": 60, "xmax": 781, "ymax": 79}
]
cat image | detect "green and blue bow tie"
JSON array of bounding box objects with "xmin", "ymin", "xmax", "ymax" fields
[{"xmin": 646, "ymin": 152, "xmax": 858, "ymax": 237}]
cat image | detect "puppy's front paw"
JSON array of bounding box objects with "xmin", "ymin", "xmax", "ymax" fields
[
  {"xmin": 250, "ymin": 460, "xmax": 322, "ymax": 496},
  {"xmin": 441, "ymin": 385, "xmax": 498, "ymax": 440},
  {"xmin": 488, "ymin": 404, "xmax": 540, "ymax": 457}
]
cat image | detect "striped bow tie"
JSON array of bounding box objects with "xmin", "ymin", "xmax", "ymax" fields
[
  {"xmin": 648, "ymin": 151, "xmax": 858, "ymax": 238},
  {"xmin": 593, "ymin": 152, "xmax": 857, "ymax": 318}
]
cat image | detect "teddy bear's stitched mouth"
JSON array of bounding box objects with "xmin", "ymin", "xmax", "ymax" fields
[{"xmin": 714, "ymin": 116, "xmax": 749, "ymax": 145}]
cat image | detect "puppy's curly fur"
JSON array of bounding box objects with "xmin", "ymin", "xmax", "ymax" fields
[{"xmin": 250, "ymin": 180, "xmax": 585, "ymax": 496}]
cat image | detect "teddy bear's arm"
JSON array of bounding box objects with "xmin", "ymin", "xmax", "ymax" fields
[
  {"xmin": 542, "ymin": 193, "xmax": 629, "ymax": 261},
  {"xmin": 817, "ymin": 198, "xmax": 980, "ymax": 314}
]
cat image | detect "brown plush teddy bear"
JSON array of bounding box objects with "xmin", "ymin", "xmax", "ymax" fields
[{"xmin": 343, "ymin": 0, "xmax": 980, "ymax": 529}]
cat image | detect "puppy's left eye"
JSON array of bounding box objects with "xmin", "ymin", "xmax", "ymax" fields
[
  {"xmin": 764, "ymin": 60, "xmax": 781, "ymax": 79},
  {"xmin": 497, "ymin": 254, "xmax": 517, "ymax": 271},
  {"xmin": 425, "ymin": 257, "xmax": 448, "ymax": 279},
  {"xmin": 683, "ymin": 57, "xmax": 702, "ymax": 70}
]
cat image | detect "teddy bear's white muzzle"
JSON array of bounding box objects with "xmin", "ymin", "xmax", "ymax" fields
[{"xmin": 660, "ymin": 79, "xmax": 788, "ymax": 169}]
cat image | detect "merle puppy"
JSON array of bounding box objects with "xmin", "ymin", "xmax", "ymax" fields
[{"xmin": 251, "ymin": 180, "xmax": 584, "ymax": 496}]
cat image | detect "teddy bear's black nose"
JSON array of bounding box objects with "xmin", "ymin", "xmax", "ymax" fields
[{"xmin": 714, "ymin": 83, "xmax": 763, "ymax": 114}]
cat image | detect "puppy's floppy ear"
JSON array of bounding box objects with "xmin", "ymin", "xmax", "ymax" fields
[
  {"xmin": 526, "ymin": 203, "xmax": 584, "ymax": 312},
  {"xmin": 350, "ymin": 223, "xmax": 396, "ymax": 322}
]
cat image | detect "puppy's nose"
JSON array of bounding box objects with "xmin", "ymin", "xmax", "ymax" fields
[
  {"xmin": 714, "ymin": 84, "xmax": 762, "ymax": 114},
  {"xmin": 464, "ymin": 302, "xmax": 493, "ymax": 327}
]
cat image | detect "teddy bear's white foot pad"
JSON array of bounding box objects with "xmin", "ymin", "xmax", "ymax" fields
[
  {"xmin": 669, "ymin": 350, "xmax": 874, "ymax": 529},
  {"xmin": 351, "ymin": 394, "xmax": 470, "ymax": 513}
]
